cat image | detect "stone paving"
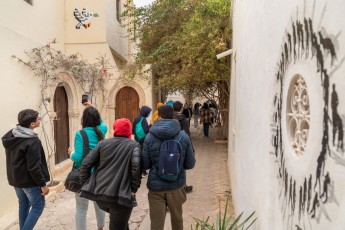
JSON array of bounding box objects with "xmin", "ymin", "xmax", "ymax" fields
[{"xmin": 5, "ymin": 125, "xmax": 233, "ymax": 230}]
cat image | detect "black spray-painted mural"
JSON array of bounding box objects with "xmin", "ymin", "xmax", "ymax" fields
[{"xmin": 271, "ymin": 3, "xmax": 344, "ymax": 230}]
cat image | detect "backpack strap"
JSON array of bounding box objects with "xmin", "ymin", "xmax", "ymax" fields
[
  {"xmin": 79, "ymin": 129, "xmax": 90, "ymax": 158},
  {"xmin": 136, "ymin": 117, "xmax": 145, "ymax": 130},
  {"xmin": 176, "ymin": 130, "xmax": 184, "ymax": 142}
]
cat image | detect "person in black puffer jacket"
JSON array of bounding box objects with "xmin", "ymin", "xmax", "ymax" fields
[{"xmin": 79, "ymin": 118, "xmax": 142, "ymax": 230}]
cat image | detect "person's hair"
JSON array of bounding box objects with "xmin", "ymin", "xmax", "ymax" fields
[
  {"xmin": 202, "ymin": 102, "xmax": 209, "ymax": 109},
  {"xmin": 158, "ymin": 105, "xmax": 174, "ymax": 119},
  {"xmin": 81, "ymin": 107, "xmax": 104, "ymax": 141},
  {"xmin": 18, "ymin": 109, "xmax": 39, "ymax": 128},
  {"xmin": 173, "ymin": 101, "xmax": 183, "ymax": 112}
]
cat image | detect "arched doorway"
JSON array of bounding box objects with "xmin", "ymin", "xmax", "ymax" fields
[
  {"xmin": 54, "ymin": 86, "xmax": 70, "ymax": 164},
  {"xmin": 116, "ymin": 86, "xmax": 140, "ymax": 123}
]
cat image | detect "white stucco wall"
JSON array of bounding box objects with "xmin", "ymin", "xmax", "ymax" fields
[
  {"xmin": 229, "ymin": 0, "xmax": 345, "ymax": 229},
  {"xmin": 106, "ymin": 0, "xmax": 132, "ymax": 60},
  {"xmin": 0, "ymin": 0, "xmax": 65, "ymax": 217}
]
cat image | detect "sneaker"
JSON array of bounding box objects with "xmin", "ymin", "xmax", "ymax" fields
[{"xmin": 185, "ymin": 185, "xmax": 193, "ymax": 193}]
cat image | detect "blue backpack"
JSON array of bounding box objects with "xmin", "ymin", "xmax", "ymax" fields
[
  {"xmin": 135, "ymin": 117, "xmax": 146, "ymax": 141},
  {"xmin": 157, "ymin": 131, "xmax": 184, "ymax": 181}
]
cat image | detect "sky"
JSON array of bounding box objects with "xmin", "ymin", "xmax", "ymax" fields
[{"xmin": 133, "ymin": 0, "xmax": 155, "ymax": 7}]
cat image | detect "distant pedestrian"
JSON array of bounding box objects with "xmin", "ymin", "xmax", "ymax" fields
[
  {"xmin": 80, "ymin": 118, "xmax": 142, "ymax": 230},
  {"xmin": 142, "ymin": 105, "xmax": 196, "ymax": 230},
  {"xmin": 200, "ymin": 102, "xmax": 214, "ymax": 137},
  {"xmin": 2, "ymin": 109, "xmax": 50, "ymax": 230},
  {"xmin": 173, "ymin": 101, "xmax": 191, "ymax": 137},
  {"xmin": 68, "ymin": 101, "xmax": 106, "ymax": 230},
  {"xmin": 132, "ymin": 105, "xmax": 152, "ymax": 146},
  {"xmin": 193, "ymin": 102, "xmax": 201, "ymax": 127},
  {"xmin": 173, "ymin": 101, "xmax": 193, "ymax": 193},
  {"xmin": 133, "ymin": 106, "xmax": 152, "ymax": 177},
  {"xmin": 152, "ymin": 102, "xmax": 164, "ymax": 125},
  {"xmin": 166, "ymin": 100, "xmax": 174, "ymax": 107},
  {"xmin": 182, "ymin": 103, "xmax": 192, "ymax": 121}
]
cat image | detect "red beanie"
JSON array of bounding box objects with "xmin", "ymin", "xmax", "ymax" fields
[{"xmin": 113, "ymin": 118, "xmax": 132, "ymax": 139}]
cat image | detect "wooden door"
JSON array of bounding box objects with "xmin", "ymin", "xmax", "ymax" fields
[
  {"xmin": 53, "ymin": 86, "xmax": 70, "ymax": 164},
  {"xmin": 116, "ymin": 87, "xmax": 140, "ymax": 124}
]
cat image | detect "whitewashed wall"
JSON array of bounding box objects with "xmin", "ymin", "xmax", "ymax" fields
[
  {"xmin": 0, "ymin": 0, "xmax": 65, "ymax": 217},
  {"xmin": 229, "ymin": 0, "xmax": 345, "ymax": 229},
  {"xmin": 105, "ymin": 0, "xmax": 132, "ymax": 60}
]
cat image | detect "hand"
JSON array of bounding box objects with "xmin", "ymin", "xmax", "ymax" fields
[
  {"xmin": 83, "ymin": 101, "xmax": 92, "ymax": 107},
  {"xmin": 68, "ymin": 147, "xmax": 74, "ymax": 156},
  {"xmin": 41, "ymin": 186, "xmax": 49, "ymax": 196}
]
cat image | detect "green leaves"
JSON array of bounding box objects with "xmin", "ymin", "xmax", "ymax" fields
[
  {"xmin": 192, "ymin": 198, "xmax": 257, "ymax": 230},
  {"xmin": 122, "ymin": 0, "xmax": 231, "ymax": 98}
]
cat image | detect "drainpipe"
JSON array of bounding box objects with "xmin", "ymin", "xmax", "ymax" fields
[{"xmin": 216, "ymin": 49, "xmax": 233, "ymax": 60}]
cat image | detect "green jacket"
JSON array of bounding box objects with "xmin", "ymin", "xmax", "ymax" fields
[{"xmin": 71, "ymin": 120, "xmax": 107, "ymax": 168}]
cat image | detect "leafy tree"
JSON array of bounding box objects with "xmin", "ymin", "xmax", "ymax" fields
[{"xmin": 122, "ymin": 0, "xmax": 231, "ymax": 138}]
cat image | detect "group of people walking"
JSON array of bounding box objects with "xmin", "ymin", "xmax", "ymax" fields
[
  {"xmin": 2, "ymin": 99, "xmax": 196, "ymax": 230},
  {"xmin": 179, "ymin": 101, "xmax": 218, "ymax": 138}
]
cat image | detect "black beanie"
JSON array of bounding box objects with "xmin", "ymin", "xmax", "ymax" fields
[{"xmin": 158, "ymin": 105, "xmax": 174, "ymax": 119}]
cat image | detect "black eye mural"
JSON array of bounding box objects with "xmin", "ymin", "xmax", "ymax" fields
[{"xmin": 271, "ymin": 3, "xmax": 345, "ymax": 230}]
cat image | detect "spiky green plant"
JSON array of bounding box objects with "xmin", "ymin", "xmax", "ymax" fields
[{"xmin": 192, "ymin": 198, "xmax": 257, "ymax": 230}]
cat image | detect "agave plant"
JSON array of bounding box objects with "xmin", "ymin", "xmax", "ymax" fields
[{"xmin": 192, "ymin": 198, "xmax": 257, "ymax": 230}]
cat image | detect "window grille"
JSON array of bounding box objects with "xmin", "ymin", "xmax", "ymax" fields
[{"xmin": 287, "ymin": 75, "xmax": 310, "ymax": 157}]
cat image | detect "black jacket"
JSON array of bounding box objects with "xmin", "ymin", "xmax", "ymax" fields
[
  {"xmin": 79, "ymin": 137, "xmax": 142, "ymax": 207},
  {"xmin": 174, "ymin": 112, "xmax": 191, "ymax": 137},
  {"xmin": 2, "ymin": 129, "xmax": 50, "ymax": 188}
]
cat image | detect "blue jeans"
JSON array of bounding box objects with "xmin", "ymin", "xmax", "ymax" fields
[
  {"xmin": 75, "ymin": 193, "xmax": 105, "ymax": 230},
  {"xmin": 14, "ymin": 186, "xmax": 45, "ymax": 230}
]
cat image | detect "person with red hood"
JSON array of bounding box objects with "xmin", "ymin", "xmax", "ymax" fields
[{"xmin": 79, "ymin": 118, "xmax": 142, "ymax": 230}]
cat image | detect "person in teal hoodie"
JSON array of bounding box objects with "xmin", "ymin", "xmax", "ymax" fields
[{"xmin": 68, "ymin": 101, "xmax": 107, "ymax": 230}]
